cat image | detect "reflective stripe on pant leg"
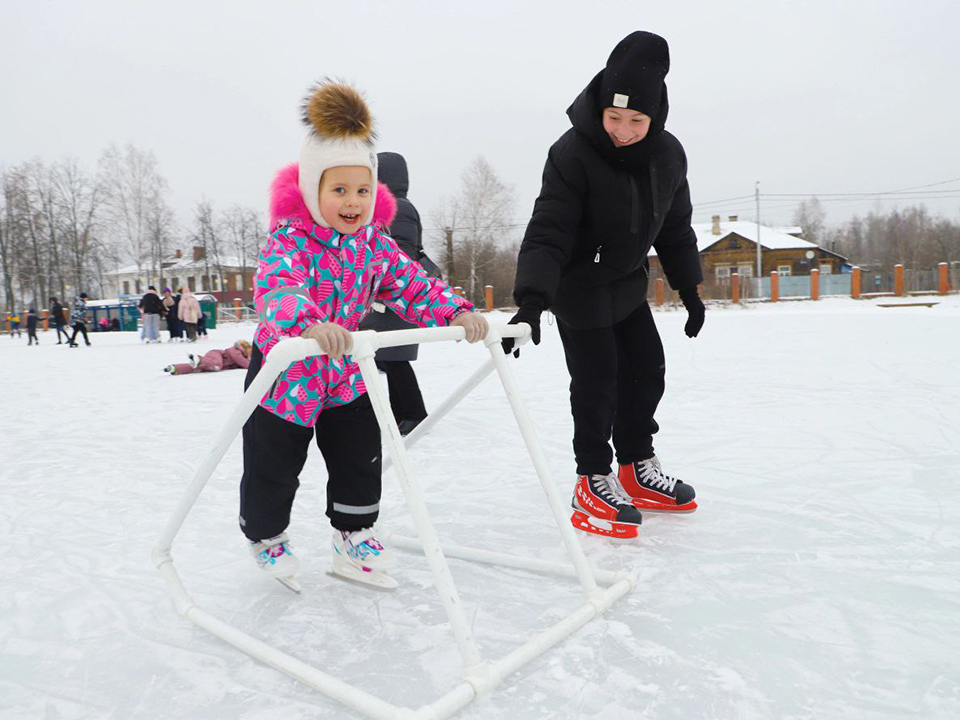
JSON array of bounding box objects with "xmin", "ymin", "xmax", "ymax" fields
[{"xmin": 315, "ymin": 393, "xmax": 382, "ymax": 532}]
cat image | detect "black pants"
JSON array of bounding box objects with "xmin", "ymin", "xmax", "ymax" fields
[
  {"xmin": 239, "ymin": 345, "xmax": 382, "ymax": 541},
  {"xmin": 55, "ymin": 323, "xmax": 70, "ymax": 343},
  {"xmin": 27, "ymin": 328, "xmax": 38, "ymax": 345},
  {"xmin": 557, "ymin": 301, "xmax": 665, "ymax": 476},
  {"xmin": 376, "ymin": 360, "xmax": 427, "ymax": 424},
  {"xmin": 69, "ymin": 323, "xmax": 90, "ymax": 345}
]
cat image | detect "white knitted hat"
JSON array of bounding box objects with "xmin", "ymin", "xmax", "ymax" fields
[{"xmin": 297, "ymin": 82, "xmax": 378, "ymax": 227}]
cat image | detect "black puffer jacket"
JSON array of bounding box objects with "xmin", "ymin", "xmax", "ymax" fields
[
  {"xmin": 360, "ymin": 152, "xmax": 440, "ymax": 362},
  {"xmin": 513, "ymin": 71, "xmax": 702, "ymax": 329},
  {"xmin": 139, "ymin": 291, "xmax": 165, "ymax": 315}
]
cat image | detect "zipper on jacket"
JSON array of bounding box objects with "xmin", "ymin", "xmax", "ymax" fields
[
  {"xmin": 649, "ymin": 165, "xmax": 660, "ymax": 222},
  {"xmin": 594, "ymin": 245, "xmax": 602, "ymax": 263},
  {"xmin": 628, "ymin": 176, "xmax": 640, "ymax": 234}
]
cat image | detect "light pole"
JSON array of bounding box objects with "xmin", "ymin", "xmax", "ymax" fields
[{"xmin": 755, "ymin": 181, "xmax": 763, "ymax": 298}]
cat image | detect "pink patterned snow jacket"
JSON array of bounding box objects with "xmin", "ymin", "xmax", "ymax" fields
[{"xmin": 253, "ymin": 163, "xmax": 473, "ymax": 426}]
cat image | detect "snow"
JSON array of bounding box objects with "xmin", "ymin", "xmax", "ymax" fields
[{"xmin": 2, "ymin": 297, "xmax": 959, "ymax": 718}]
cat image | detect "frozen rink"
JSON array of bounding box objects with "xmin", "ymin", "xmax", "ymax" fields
[{"xmin": 2, "ymin": 297, "xmax": 959, "ymax": 719}]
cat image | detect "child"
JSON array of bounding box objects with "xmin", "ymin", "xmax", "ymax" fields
[
  {"xmin": 240, "ymin": 81, "xmax": 487, "ymax": 590},
  {"xmin": 9, "ymin": 313, "xmax": 21, "ymax": 338},
  {"xmin": 26, "ymin": 308, "xmax": 39, "ymax": 345},
  {"xmin": 164, "ymin": 340, "xmax": 251, "ymax": 375},
  {"xmin": 68, "ymin": 293, "xmax": 91, "ymax": 347},
  {"xmin": 507, "ymin": 31, "xmax": 702, "ymax": 539},
  {"xmin": 178, "ymin": 287, "xmax": 200, "ymax": 342}
]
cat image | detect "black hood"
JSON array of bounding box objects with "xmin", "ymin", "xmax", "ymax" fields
[
  {"xmin": 377, "ymin": 152, "xmax": 409, "ymax": 198},
  {"xmin": 567, "ymin": 70, "xmax": 669, "ymax": 169}
]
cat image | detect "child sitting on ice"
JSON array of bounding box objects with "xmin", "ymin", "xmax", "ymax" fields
[
  {"xmin": 164, "ymin": 339, "xmax": 252, "ymax": 375},
  {"xmin": 240, "ymin": 81, "xmax": 487, "ymax": 591}
]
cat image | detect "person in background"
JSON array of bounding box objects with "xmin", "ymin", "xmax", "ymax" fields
[
  {"xmin": 164, "ymin": 339, "xmax": 252, "ymax": 375},
  {"xmin": 162, "ymin": 288, "xmax": 182, "ymax": 341},
  {"xmin": 359, "ymin": 151, "xmax": 440, "ymax": 436},
  {"xmin": 50, "ymin": 297, "xmax": 70, "ymax": 344},
  {"xmin": 9, "ymin": 313, "xmax": 22, "ymax": 338},
  {"xmin": 26, "ymin": 308, "xmax": 39, "ymax": 345},
  {"xmin": 68, "ymin": 293, "xmax": 92, "ymax": 347},
  {"xmin": 178, "ymin": 286, "xmax": 201, "ymax": 342},
  {"xmin": 196, "ymin": 310, "xmax": 208, "ymax": 338},
  {"xmin": 138, "ymin": 285, "xmax": 165, "ymax": 343}
]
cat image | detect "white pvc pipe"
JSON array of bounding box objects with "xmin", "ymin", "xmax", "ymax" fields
[
  {"xmin": 383, "ymin": 357, "xmax": 496, "ymax": 473},
  {"xmin": 386, "ymin": 534, "xmax": 626, "ymax": 587},
  {"xmin": 354, "ymin": 341, "xmax": 483, "ymax": 670},
  {"xmin": 482, "ymin": 328, "xmax": 600, "ymax": 598},
  {"xmin": 411, "ymin": 578, "xmax": 634, "ymax": 720},
  {"xmin": 153, "ymin": 324, "xmax": 637, "ymax": 720}
]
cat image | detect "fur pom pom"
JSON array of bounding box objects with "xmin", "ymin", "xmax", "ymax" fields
[{"xmin": 301, "ymin": 81, "xmax": 375, "ymax": 141}]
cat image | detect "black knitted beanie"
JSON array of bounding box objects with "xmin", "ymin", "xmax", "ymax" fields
[{"xmin": 599, "ymin": 31, "xmax": 670, "ymax": 117}]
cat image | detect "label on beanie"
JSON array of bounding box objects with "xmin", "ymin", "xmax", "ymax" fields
[{"xmin": 613, "ymin": 93, "xmax": 629, "ymax": 108}]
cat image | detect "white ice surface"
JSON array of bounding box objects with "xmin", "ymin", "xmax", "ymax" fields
[{"xmin": 2, "ymin": 297, "xmax": 959, "ymax": 719}]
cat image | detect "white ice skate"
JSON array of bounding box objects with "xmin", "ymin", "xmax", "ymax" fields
[
  {"xmin": 249, "ymin": 533, "xmax": 302, "ymax": 594},
  {"xmin": 330, "ymin": 528, "xmax": 398, "ymax": 590}
]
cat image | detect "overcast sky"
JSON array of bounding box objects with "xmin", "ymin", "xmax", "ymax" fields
[{"xmin": 3, "ymin": 0, "xmax": 959, "ymax": 246}]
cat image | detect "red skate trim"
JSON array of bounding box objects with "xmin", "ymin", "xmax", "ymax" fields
[
  {"xmin": 617, "ymin": 463, "xmax": 697, "ymax": 504},
  {"xmin": 570, "ymin": 510, "xmax": 639, "ymax": 539},
  {"xmin": 631, "ymin": 498, "xmax": 698, "ymax": 513},
  {"xmin": 574, "ymin": 476, "xmax": 618, "ymax": 520}
]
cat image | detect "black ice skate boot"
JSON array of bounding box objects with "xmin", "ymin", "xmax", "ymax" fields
[
  {"xmin": 570, "ymin": 473, "xmax": 643, "ymax": 540},
  {"xmin": 618, "ymin": 456, "xmax": 697, "ymax": 513}
]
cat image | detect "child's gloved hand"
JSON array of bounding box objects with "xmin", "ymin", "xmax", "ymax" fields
[
  {"xmin": 302, "ymin": 322, "xmax": 353, "ymax": 359},
  {"xmin": 450, "ymin": 312, "xmax": 489, "ymax": 343}
]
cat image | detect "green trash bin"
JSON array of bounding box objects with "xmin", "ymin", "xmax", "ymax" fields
[{"xmin": 199, "ymin": 298, "xmax": 218, "ymax": 330}]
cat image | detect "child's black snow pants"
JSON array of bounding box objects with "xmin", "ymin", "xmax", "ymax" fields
[
  {"xmin": 557, "ymin": 301, "xmax": 665, "ymax": 477},
  {"xmin": 239, "ymin": 345, "xmax": 382, "ymax": 542}
]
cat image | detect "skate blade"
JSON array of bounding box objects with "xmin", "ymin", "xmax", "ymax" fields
[
  {"xmin": 329, "ymin": 559, "xmax": 399, "ymax": 590},
  {"xmin": 570, "ymin": 510, "xmax": 639, "ymax": 540},
  {"xmin": 275, "ymin": 575, "xmax": 302, "ymax": 594},
  {"xmin": 631, "ymin": 499, "xmax": 698, "ymax": 514}
]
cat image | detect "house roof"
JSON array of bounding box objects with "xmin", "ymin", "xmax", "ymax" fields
[
  {"xmin": 648, "ymin": 220, "xmax": 842, "ymax": 257},
  {"xmin": 114, "ymin": 255, "xmax": 253, "ymax": 276}
]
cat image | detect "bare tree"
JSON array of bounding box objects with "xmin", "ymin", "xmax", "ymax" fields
[
  {"xmin": 55, "ymin": 158, "xmax": 103, "ymax": 296},
  {"xmin": 793, "ymin": 196, "xmax": 827, "ymax": 248},
  {"xmin": 99, "ymin": 144, "xmax": 170, "ymax": 289},
  {"xmin": 0, "ymin": 170, "xmax": 22, "ymax": 312},
  {"xmin": 430, "ymin": 157, "xmax": 520, "ymax": 303},
  {"xmin": 222, "ymin": 205, "xmax": 262, "ymax": 300}
]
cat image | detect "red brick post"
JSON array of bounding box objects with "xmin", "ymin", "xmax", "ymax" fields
[
  {"xmin": 655, "ymin": 278, "xmax": 665, "ymax": 306},
  {"xmin": 811, "ymin": 268, "xmax": 820, "ymax": 301},
  {"xmin": 852, "ymin": 266, "xmax": 861, "ymax": 299},
  {"xmin": 64, "ymin": 307, "xmax": 71, "ymax": 325},
  {"xmin": 894, "ymin": 264, "xmax": 904, "ymax": 296},
  {"xmin": 233, "ymin": 298, "xmax": 242, "ymax": 321},
  {"xmin": 42, "ymin": 309, "xmax": 50, "ymax": 331},
  {"xmin": 939, "ymin": 262, "xmax": 949, "ymax": 295},
  {"xmin": 770, "ymin": 271, "xmax": 779, "ymax": 302},
  {"xmin": 731, "ymin": 273, "xmax": 740, "ymax": 304},
  {"xmin": 484, "ymin": 285, "xmax": 494, "ymax": 312}
]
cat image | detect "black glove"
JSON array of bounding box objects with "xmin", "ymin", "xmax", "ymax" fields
[
  {"xmin": 501, "ymin": 302, "xmax": 542, "ymax": 357},
  {"xmin": 678, "ymin": 287, "xmax": 705, "ymax": 338}
]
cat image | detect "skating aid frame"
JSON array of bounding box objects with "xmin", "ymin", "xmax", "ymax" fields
[{"xmin": 153, "ymin": 323, "xmax": 636, "ymax": 719}]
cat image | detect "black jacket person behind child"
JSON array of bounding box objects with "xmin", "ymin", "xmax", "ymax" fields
[
  {"xmin": 359, "ymin": 151, "xmax": 441, "ymax": 435},
  {"xmin": 506, "ymin": 31, "xmax": 703, "ymax": 536}
]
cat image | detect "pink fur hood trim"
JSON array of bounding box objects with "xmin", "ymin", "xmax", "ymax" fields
[{"xmin": 268, "ymin": 163, "xmax": 397, "ymax": 231}]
